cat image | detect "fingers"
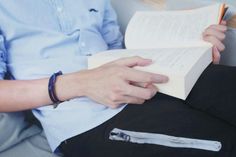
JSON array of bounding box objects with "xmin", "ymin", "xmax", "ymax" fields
[
  {"xmin": 203, "ymin": 27, "xmax": 226, "ymax": 41},
  {"xmin": 107, "ymin": 95, "xmax": 146, "ymax": 109},
  {"xmin": 123, "ymin": 67, "xmax": 168, "ymax": 84},
  {"xmin": 118, "ymin": 96, "xmax": 146, "ymax": 105},
  {"xmin": 125, "ymin": 84, "xmax": 158, "ymax": 100},
  {"xmin": 108, "ymin": 84, "xmax": 158, "ymax": 108},
  {"xmin": 203, "ymin": 35, "xmax": 225, "ymax": 51},
  {"xmin": 205, "ymin": 24, "xmax": 227, "ymax": 33},
  {"xmin": 212, "ymin": 46, "xmax": 221, "ymax": 64},
  {"xmin": 109, "ymin": 59, "xmax": 169, "ymax": 84},
  {"xmin": 113, "ymin": 56, "xmax": 153, "ymax": 67},
  {"xmin": 130, "ymin": 82, "xmax": 151, "ymax": 88},
  {"xmin": 203, "ymin": 24, "xmax": 227, "ymax": 42},
  {"xmin": 92, "ymin": 57, "xmax": 169, "ymax": 109},
  {"xmin": 221, "ymin": 20, "xmax": 227, "ymax": 25},
  {"xmin": 203, "ymin": 23, "xmax": 227, "ymax": 63}
]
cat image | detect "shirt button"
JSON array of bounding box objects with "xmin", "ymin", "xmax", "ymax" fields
[{"xmin": 57, "ymin": 7, "xmax": 63, "ymax": 13}]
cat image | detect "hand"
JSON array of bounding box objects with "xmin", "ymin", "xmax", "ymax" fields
[
  {"xmin": 82, "ymin": 56, "xmax": 168, "ymax": 108},
  {"xmin": 203, "ymin": 21, "xmax": 227, "ymax": 64}
]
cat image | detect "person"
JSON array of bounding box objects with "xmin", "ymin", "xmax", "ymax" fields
[{"xmin": 0, "ymin": 0, "xmax": 235, "ymax": 157}]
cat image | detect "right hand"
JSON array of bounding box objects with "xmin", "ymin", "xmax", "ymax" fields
[
  {"xmin": 203, "ymin": 21, "xmax": 227, "ymax": 64},
  {"xmin": 82, "ymin": 56, "xmax": 168, "ymax": 108}
]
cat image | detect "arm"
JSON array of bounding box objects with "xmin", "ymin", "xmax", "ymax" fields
[
  {"xmin": 0, "ymin": 1, "xmax": 168, "ymax": 112},
  {"xmin": 203, "ymin": 21, "xmax": 227, "ymax": 64},
  {"xmin": 0, "ymin": 32, "xmax": 57, "ymax": 112},
  {"xmin": 0, "ymin": 57, "xmax": 168, "ymax": 112},
  {"xmin": 0, "ymin": 74, "xmax": 83, "ymax": 112}
]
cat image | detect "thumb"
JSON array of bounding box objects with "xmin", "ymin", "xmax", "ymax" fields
[{"xmin": 213, "ymin": 46, "xmax": 221, "ymax": 64}]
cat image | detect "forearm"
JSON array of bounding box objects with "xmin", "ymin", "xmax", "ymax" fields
[
  {"xmin": 0, "ymin": 78, "xmax": 51, "ymax": 112},
  {"xmin": 0, "ymin": 72, "xmax": 87, "ymax": 112},
  {"xmin": 0, "ymin": 57, "xmax": 169, "ymax": 112}
]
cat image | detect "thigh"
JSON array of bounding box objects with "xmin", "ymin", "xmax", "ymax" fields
[
  {"xmin": 60, "ymin": 94, "xmax": 236, "ymax": 157},
  {"xmin": 186, "ymin": 64, "xmax": 236, "ymax": 126}
]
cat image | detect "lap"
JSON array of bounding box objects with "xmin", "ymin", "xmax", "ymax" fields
[
  {"xmin": 61, "ymin": 64, "xmax": 236, "ymax": 157},
  {"xmin": 186, "ymin": 64, "xmax": 236, "ymax": 126},
  {"xmin": 61, "ymin": 94, "xmax": 236, "ymax": 157}
]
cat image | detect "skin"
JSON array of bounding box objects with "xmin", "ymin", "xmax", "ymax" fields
[
  {"xmin": 203, "ymin": 21, "xmax": 227, "ymax": 64},
  {"xmin": 0, "ymin": 57, "xmax": 168, "ymax": 112},
  {"xmin": 0, "ymin": 23, "xmax": 227, "ymax": 112}
]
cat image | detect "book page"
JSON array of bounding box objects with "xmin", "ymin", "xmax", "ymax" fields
[
  {"xmin": 125, "ymin": 4, "xmax": 222, "ymax": 49},
  {"xmin": 88, "ymin": 46, "xmax": 211, "ymax": 75}
]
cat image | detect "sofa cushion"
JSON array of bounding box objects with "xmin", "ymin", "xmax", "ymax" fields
[
  {"xmin": 0, "ymin": 112, "xmax": 41, "ymax": 152},
  {"xmin": 0, "ymin": 131, "xmax": 62, "ymax": 157}
]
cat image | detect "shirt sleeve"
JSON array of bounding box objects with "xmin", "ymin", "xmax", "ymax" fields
[
  {"xmin": 0, "ymin": 33, "xmax": 7, "ymax": 80},
  {"xmin": 101, "ymin": 0, "xmax": 124, "ymax": 49}
]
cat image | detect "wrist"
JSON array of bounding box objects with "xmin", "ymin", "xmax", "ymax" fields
[{"xmin": 54, "ymin": 70, "xmax": 89, "ymax": 101}]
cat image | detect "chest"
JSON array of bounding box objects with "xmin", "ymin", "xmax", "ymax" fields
[{"xmin": 0, "ymin": 0, "xmax": 106, "ymax": 35}]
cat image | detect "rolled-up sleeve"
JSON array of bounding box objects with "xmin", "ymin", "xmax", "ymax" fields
[
  {"xmin": 0, "ymin": 33, "xmax": 7, "ymax": 80},
  {"xmin": 101, "ymin": 0, "xmax": 124, "ymax": 49}
]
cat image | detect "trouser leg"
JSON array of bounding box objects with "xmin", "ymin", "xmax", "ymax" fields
[
  {"xmin": 60, "ymin": 64, "xmax": 236, "ymax": 157},
  {"xmin": 186, "ymin": 64, "xmax": 236, "ymax": 127}
]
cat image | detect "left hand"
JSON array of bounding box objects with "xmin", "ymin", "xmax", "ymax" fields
[{"xmin": 203, "ymin": 20, "xmax": 227, "ymax": 64}]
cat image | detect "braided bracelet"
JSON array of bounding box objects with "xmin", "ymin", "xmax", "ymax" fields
[{"xmin": 48, "ymin": 71, "xmax": 63, "ymax": 108}]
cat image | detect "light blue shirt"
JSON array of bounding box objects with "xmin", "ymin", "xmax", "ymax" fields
[{"xmin": 0, "ymin": 0, "xmax": 124, "ymax": 151}]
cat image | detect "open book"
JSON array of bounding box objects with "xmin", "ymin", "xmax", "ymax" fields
[{"xmin": 88, "ymin": 3, "xmax": 227, "ymax": 100}]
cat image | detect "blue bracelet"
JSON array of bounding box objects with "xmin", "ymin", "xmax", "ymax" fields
[{"xmin": 48, "ymin": 71, "xmax": 63, "ymax": 108}]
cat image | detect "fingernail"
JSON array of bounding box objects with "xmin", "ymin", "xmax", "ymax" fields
[
  {"xmin": 162, "ymin": 76, "xmax": 169, "ymax": 82},
  {"xmin": 145, "ymin": 59, "xmax": 153, "ymax": 63},
  {"xmin": 155, "ymin": 75, "xmax": 169, "ymax": 83},
  {"xmin": 138, "ymin": 59, "xmax": 153, "ymax": 66}
]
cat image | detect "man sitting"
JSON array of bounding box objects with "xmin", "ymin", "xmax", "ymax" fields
[{"xmin": 0, "ymin": 1, "xmax": 235, "ymax": 157}]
